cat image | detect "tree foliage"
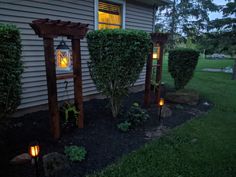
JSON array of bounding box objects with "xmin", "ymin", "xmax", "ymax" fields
[
  {"xmin": 168, "ymin": 48, "xmax": 200, "ymax": 90},
  {"xmin": 0, "ymin": 24, "xmax": 23, "ymax": 119},
  {"xmin": 87, "ymin": 29, "xmax": 150, "ymax": 117},
  {"xmin": 156, "ymin": 0, "xmax": 219, "ymax": 49}
]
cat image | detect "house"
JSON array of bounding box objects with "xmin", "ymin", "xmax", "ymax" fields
[{"xmin": 0, "ymin": 0, "xmax": 170, "ymax": 111}]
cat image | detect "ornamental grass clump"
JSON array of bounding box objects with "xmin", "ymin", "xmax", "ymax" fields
[
  {"xmin": 0, "ymin": 24, "xmax": 23, "ymax": 119},
  {"xmin": 87, "ymin": 29, "xmax": 150, "ymax": 117},
  {"xmin": 168, "ymin": 48, "xmax": 200, "ymax": 90}
]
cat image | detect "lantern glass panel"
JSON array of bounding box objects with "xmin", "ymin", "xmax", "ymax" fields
[
  {"xmin": 152, "ymin": 44, "xmax": 160, "ymax": 60},
  {"xmin": 55, "ymin": 40, "xmax": 72, "ymax": 72}
]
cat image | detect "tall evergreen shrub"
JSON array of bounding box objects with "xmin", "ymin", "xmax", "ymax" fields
[
  {"xmin": 87, "ymin": 29, "xmax": 150, "ymax": 117},
  {"xmin": 168, "ymin": 48, "xmax": 199, "ymax": 90},
  {"xmin": 0, "ymin": 24, "xmax": 23, "ymax": 119}
]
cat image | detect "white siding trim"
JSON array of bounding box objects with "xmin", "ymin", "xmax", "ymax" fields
[{"xmin": 94, "ymin": 0, "xmax": 126, "ymax": 29}]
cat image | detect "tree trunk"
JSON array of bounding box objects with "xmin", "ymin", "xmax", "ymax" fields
[{"xmin": 169, "ymin": 0, "xmax": 177, "ymax": 49}]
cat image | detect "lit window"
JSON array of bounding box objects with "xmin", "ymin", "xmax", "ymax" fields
[{"xmin": 98, "ymin": 1, "xmax": 122, "ymax": 29}]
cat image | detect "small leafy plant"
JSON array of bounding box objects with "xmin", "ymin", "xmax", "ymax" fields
[
  {"xmin": 64, "ymin": 145, "xmax": 86, "ymax": 162},
  {"xmin": 117, "ymin": 102, "xmax": 149, "ymax": 132},
  {"xmin": 126, "ymin": 102, "xmax": 149, "ymax": 126},
  {"xmin": 61, "ymin": 102, "xmax": 79, "ymax": 125},
  {"xmin": 117, "ymin": 121, "xmax": 131, "ymax": 132}
]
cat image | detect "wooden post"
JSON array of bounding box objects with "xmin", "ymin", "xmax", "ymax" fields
[
  {"xmin": 72, "ymin": 38, "xmax": 84, "ymax": 128},
  {"xmin": 144, "ymin": 44, "xmax": 153, "ymax": 107},
  {"xmin": 156, "ymin": 43, "xmax": 164, "ymax": 105},
  {"xmin": 43, "ymin": 37, "xmax": 60, "ymax": 140}
]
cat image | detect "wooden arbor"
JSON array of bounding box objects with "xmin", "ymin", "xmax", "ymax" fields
[
  {"xmin": 144, "ymin": 33, "xmax": 169, "ymax": 107},
  {"xmin": 30, "ymin": 19, "xmax": 89, "ymax": 140}
]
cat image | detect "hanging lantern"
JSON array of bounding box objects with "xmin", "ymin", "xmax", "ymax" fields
[
  {"xmin": 56, "ymin": 40, "xmax": 71, "ymax": 71},
  {"xmin": 152, "ymin": 44, "xmax": 160, "ymax": 60}
]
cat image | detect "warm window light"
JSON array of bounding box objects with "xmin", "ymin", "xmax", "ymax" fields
[
  {"xmin": 29, "ymin": 142, "xmax": 40, "ymax": 158},
  {"xmin": 56, "ymin": 40, "xmax": 71, "ymax": 71},
  {"xmin": 159, "ymin": 98, "xmax": 165, "ymax": 107},
  {"xmin": 98, "ymin": 1, "xmax": 121, "ymax": 29}
]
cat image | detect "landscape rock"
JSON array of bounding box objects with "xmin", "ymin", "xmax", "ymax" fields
[
  {"xmin": 43, "ymin": 152, "xmax": 70, "ymax": 177},
  {"xmin": 161, "ymin": 105, "xmax": 172, "ymax": 118},
  {"xmin": 145, "ymin": 126, "xmax": 169, "ymax": 140},
  {"xmin": 166, "ymin": 90, "xmax": 199, "ymax": 105},
  {"xmin": 10, "ymin": 153, "xmax": 31, "ymax": 164},
  {"xmin": 203, "ymin": 102, "xmax": 210, "ymax": 106}
]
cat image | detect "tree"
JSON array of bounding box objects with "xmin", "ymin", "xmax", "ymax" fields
[
  {"xmin": 155, "ymin": 0, "xmax": 219, "ymax": 49},
  {"xmin": 202, "ymin": 1, "xmax": 236, "ymax": 79}
]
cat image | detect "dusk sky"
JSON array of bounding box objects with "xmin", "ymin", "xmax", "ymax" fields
[{"xmin": 209, "ymin": 0, "xmax": 227, "ymax": 20}]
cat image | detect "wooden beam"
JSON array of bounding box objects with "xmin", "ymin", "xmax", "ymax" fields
[
  {"xmin": 56, "ymin": 73, "xmax": 75, "ymax": 80},
  {"xmin": 43, "ymin": 38, "xmax": 60, "ymax": 140},
  {"xmin": 72, "ymin": 38, "xmax": 84, "ymax": 128},
  {"xmin": 144, "ymin": 45, "xmax": 153, "ymax": 107},
  {"xmin": 156, "ymin": 43, "xmax": 164, "ymax": 106}
]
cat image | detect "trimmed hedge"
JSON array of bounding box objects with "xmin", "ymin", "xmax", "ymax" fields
[
  {"xmin": 168, "ymin": 48, "xmax": 199, "ymax": 90},
  {"xmin": 87, "ymin": 29, "xmax": 150, "ymax": 117},
  {"xmin": 0, "ymin": 24, "xmax": 23, "ymax": 119}
]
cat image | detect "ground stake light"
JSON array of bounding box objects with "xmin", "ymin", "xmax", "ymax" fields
[
  {"xmin": 56, "ymin": 40, "xmax": 71, "ymax": 72},
  {"xmin": 29, "ymin": 142, "xmax": 40, "ymax": 177},
  {"xmin": 158, "ymin": 98, "xmax": 165, "ymax": 123}
]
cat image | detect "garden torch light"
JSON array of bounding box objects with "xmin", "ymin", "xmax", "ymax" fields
[
  {"xmin": 158, "ymin": 98, "xmax": 165, "ymax": 123},
  {"xmin": 29, "ymin": 141, "xmax": 40, "ymax": 177}
]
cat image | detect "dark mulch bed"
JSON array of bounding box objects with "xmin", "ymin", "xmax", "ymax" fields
[{"xmin": 0, "ymin": 91, "xmax": 211, "ymax": 177}]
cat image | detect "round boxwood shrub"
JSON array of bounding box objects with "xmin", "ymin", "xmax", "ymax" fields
[
  {"xmin": 87, "ymin": 29, "xmax": 150, "ymax": 117},
  {"xmin": 0, "ymin": 24, "xmax": 23, "ymax": 119},
  {"xmin": 168, "ymin": 48, "xmax": 199, "ymax": 90}
]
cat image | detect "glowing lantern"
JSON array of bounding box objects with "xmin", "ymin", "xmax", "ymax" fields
[
  {"xmin": 29, "ymin": 142, "xmax": 40, "ymax": 158},
  {"xmin": 152, "ymin": 44, "xmax": 160, "ymax": 60},
  {"xmin": 56, "ymin": 40, "xmax": 71, "ymax": 71},
  {"xmin": 159, "ymin": 98, "xmax": 165, "ymax": 107}
]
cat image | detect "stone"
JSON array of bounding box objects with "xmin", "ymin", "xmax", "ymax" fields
[
  {"xmin": 161, "ymin": 105, "xmax": 172, "ymax": 118},
  {"xmin": 10, "ymin": 153, "xmax": 31, "ymax": 164},
  {"xmin": 145, "ymin": 125, "xmax": 169, "ymax": 140},
  {"xmin": 43, "ymin": 152, "xmax": 69, "ymax": 177},
  {"xmin": 166, "ymin": 90, "xmax": 199, "ymax": 105},
  {"xmin": 203, "ymin": 102, "xmax": 210, "ymax": 106}
]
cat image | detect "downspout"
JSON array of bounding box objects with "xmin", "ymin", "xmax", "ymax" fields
[{"xmin": 152, "ymin": 3, "xmax": 158, "ymax": 32}]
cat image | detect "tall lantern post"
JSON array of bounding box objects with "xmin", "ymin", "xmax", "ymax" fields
[
  {"xmin": 30, "ymin": 19, "xmax": 89, "ymax": 140},
  {"xmin": 144, "ymin": 33, "xmax": 168, "ymax": 108}
]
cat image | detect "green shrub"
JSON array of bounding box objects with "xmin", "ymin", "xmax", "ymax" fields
[
  {"xmin": 87, "ymin": 29, "xmax": 150, "ymax": 118},
  {"xmin": 117, "ymin": 121, "xmax": 131, "ymax": 132},
  {"xmin": 168, "ymin": 48, "xmax": 199, "ymax": 90},
  {"xmin": 64, "ymin": 145, "xmax": 86, "ymax": 162},
  {"xmin": 0, "ymin": 24, "xmax": 23, "ymax": 119},
  {"xmin": 125, "ymin": 102, "xmax": 149, "ymax": 127}
]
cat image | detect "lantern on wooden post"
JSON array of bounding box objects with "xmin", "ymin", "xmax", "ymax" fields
[
  {"xmin": 30, "ymin": 19, "xmax": 89, "ymax": 140},
  {"xmin": 56, "ymin": 40, "xmax": 71, "ymax": 71},
  {"xmin": 144, "ymin": 33, "xmax": 169, "ymax": 108}
]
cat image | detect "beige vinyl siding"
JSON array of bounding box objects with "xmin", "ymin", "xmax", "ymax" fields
[
  {"xmin": 0, "ymin": 0, "xmax": 154, "ymax": 109},
  {"xmin": 0, "ymin": 0, "xmax": 96, "ymax": 109}
]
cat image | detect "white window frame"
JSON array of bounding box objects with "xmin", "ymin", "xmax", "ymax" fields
[{"xmin": 94, "ymin": 0, "xmax": 126, "ymax": 30}]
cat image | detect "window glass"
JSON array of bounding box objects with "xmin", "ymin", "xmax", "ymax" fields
[{"xmin": 98, "ymin": 1, "xmax": 122, "ymax": 29}]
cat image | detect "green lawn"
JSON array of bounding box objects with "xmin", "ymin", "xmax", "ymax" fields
[{"xmin": 88, "ymin": 59, "xmax": 236, "ymax": 177}]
